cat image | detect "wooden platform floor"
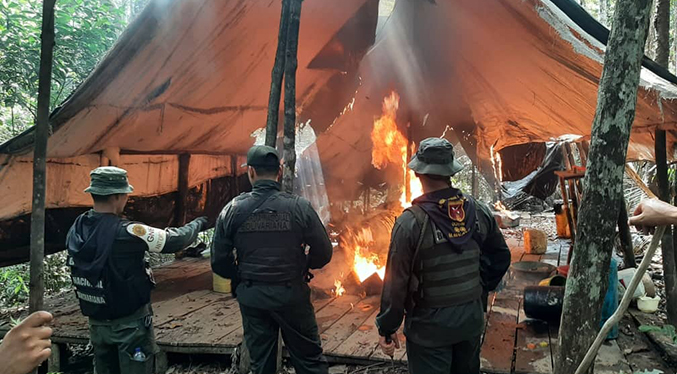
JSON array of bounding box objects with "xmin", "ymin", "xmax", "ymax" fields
[{"xmin": 1, "ymin": 239, "xmax": 673, "ymax": 372}]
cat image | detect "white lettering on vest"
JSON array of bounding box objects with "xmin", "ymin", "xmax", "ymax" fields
[
  {"xmin": 76, "ymin": 291, "xmax": 106, "ymax": 305},
  {"xmin": 72, "ymin": 276, "xmax": 103, "ymax": 289}
]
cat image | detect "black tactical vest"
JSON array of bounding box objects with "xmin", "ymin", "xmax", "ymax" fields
[
  {"xmin": 69, "ymin": 223, "xmax": 154, "ymax": 320},
  {"xmin": 408, "ymin": 205, "xmax": 484, "ymax": 308},
  {"xmin": 234, "ymin": 192, "xmax": 307, "ymax": 284}
]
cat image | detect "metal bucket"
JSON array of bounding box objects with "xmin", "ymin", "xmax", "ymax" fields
[
  {"xmin": 509, "ymin": 261, "xmax": 556, "ymax": 287},
  {"xmin": 523, "ymin": 286, "xmax": 565, "ymax": 322}
]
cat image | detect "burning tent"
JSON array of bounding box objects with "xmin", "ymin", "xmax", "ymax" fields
[{"xmin": 2, "ymin": 0, "xmax": 677, "ymax": 271}]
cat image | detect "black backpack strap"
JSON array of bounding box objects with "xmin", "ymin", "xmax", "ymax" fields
[{"xmin": 405, "ymin": 205, "xmax": 431, "ymax": 273}]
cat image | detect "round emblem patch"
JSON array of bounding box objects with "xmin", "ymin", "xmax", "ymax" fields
[{"xmin": 132, "ymin": 225, "xmax": 147, "ymax": 237}]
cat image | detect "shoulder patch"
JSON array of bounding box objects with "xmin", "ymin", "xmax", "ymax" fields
[{"xmin": 127, "ymin": 224, "xmax": 167, "ymax": 253}]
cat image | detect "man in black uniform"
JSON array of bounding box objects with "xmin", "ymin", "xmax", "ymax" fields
[
  {"xmin": 66, "ymin": 166, "xmax": 208, "ymax": 374},
  {"xmin": 376, "ymin": 138, "xmax": 511, "ymax": 374},
  {"xmin": 211, "ymin": 145, "xmax": 333, "ymax": 374}
]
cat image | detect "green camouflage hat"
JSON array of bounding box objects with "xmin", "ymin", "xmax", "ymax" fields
[
  {"xmin": 84, "ymin": 167, "xmax": 134, "ymax": 195},
  {"xmin": 408, "ymin": 137, "xmax": 464, "ymax": 176}
]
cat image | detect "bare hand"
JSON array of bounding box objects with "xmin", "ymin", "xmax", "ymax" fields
[
  {"xmin": 378, "ymin": 332, "xmax": 400, "ymax": 357},
  {"xmin": 0, "ymin": 311, "xmax": 53, "ymax": 374},
  {"xmin": 629, "ymin": 198, "xmax": 677, "ymax": 234}
]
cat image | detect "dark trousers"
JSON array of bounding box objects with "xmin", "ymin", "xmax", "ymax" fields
[
  {"xmin": 406, "ymin": 335, "xmax": 482, "ymax": 374},
  {"xmin": 240, "ymin": 301, "xmax": 328, "ymax": 374},
  {"xmin": 89, "ymin": 307, "xmax": 157, "ymax": 374}
]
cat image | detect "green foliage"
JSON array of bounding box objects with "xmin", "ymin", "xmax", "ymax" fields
[
  {"xmin": 0, "ymin": 0, "xmax": 148, "ymax": 141},
  {"xmin": 639, "ymin": 324, "xmax": 677, "ymax": 343},
  {"xmin": 0, "ymin": 252, "xmax": 71, "ymax": 308}
]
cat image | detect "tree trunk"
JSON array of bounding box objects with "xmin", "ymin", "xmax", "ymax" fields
[
  {"xmin": 599, "ymin": 0, "xmax": 609, "ymax": 26},
  {"xmin": 646, "ymin": 2, "xmax": 657, "ymax": 59},
  {"xmin": 554, "ymin": 0, "xmax": 652, "ymax": 373},
  {"xmin": 265, "ymin": 0, "xmax": 291, "ymax": 148},
  {"xmin": 175, "ymin": 154, "xmax": 190, "ymax": 226},
  {"xmin": 29, "ymin": 0, "xmax": 56, "ymax": 317},
  {"xmin": 654, "ymin": 0, "xmax": 670, "ymax": 67},
  {"xmin": 618, "ymin": 200, "xmax": 636, "ymax": 268},
  {"xmin": 656, "ymin": 130, "xmax": 677, "ymax": 325},
  {"xmin": 281, "ymin": 0, "xmax": 303, "ymax": 193}
]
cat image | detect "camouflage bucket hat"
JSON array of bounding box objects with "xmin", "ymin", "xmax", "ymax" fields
[
  {"xmin": 408, "ymin": 137, "xmax": 464, "ymax": 176},
  {"xmin": 84, "ymin": 166, "xmax": 134, "ymax": 195}
]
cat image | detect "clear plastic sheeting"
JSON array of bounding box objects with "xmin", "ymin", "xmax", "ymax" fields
[{"xmin": 294, "ymin": 123, "xmax": 331, "ymax": 226}]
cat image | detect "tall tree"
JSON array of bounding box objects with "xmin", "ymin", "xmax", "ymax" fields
[
  {"xmin": 264, "ymin": 0, "xmax": 291, "ymax": 148},
  {"xmin": 281, "ymin": 0, "xmax": 303, "ymax": 193},
  {"xmin": 555, "ymin": 0, "xmax": 652, "ymax": 373},
  {"xmin": 29, "ymin": 0, "xmax": 56, "ymax": 318},
  {"xmin": 653, "ymin": 0, "xmax": 677, "ymax": 325},
  {"xmin": 599, "ymin": 0, "xmax": 609, "ymax": 26}
]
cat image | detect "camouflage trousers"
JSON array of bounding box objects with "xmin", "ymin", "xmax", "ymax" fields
[{"xmin": 88, "ymin": 304, "xmax": 158, "ymax": 374}]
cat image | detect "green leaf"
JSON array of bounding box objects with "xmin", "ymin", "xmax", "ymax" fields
[{"xmin": 639, "ymin": 325, "xmax": 663, "ymax": 333}]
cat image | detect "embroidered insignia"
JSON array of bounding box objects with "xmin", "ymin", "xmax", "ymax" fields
[
  {"xmin": 132, "ymin": 225, "xmax": 147, "ymax": 236},
  {"xmin": 448, "ymin": 200, "xmax": 466, "ymax": 222}
]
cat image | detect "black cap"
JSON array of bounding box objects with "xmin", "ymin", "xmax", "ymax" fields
[{"xmin": 246, "ymin": 145, "xmax": 280, "ymax": 167}]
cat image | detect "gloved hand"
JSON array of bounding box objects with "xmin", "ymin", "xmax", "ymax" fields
[{"xmin": 194, "ymin": 216, "xmax": 209, "ymax": 231}]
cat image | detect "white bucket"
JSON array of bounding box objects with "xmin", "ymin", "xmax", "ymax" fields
[{"xmin": 637, "ymin": 295, "xmax": 661, "ymax": 313}]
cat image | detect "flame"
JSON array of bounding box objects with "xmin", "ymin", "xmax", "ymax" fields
[
  {"xmin": 334, "ymin": 279, "xmax": 346, "ymax": 297},
  {"xmin": 371, "ymin": 92, "xmax": 423, "ymax": 209},
  {"xmin": 354, "ymin": 245, "xmax": 386, "ymax": 282},
  {"xmin": 490, "ymin": 145, "xmax": 503, "ymax": 184}
]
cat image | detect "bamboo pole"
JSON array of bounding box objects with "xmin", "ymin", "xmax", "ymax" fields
[{"xmin": 574, "ymin": 226, "xmax": 666, "ymax": 374}]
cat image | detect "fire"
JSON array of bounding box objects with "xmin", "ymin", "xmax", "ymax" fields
[
  {"xmin": 334, "ymin": 279, "xmax": 346, "ymax": 297},
  {"xmin": 371, "ymin": 91, "xmax": 423, "ymax": 209},
  {"xmin": 353, "ymin": 245, "xmax": 386, "ymax": 282},
  {"xmin": 490, "ymin": 144, "xmax": 503, "ymax": 184}
]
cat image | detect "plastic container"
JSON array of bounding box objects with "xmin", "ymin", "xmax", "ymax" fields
[
  {"xmin": 637, "ymin": 295, "xmax": 660, "ymax": 313},
  {"xmin": 538, "ymin": 275, "xmax": 567, "ymax": 287},
  {"xmin": 213, "ymin": 273, "xmax": 232, "ymax": 294},
  {"xmin": 618, "ymin": 268, "xmax": 646, "ymax": 299},
  {"xmin": 132, "ymin": 348, "xmax": 146, "ymax": 362}
]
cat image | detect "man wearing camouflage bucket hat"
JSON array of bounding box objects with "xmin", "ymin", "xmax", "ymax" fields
[
  {"xmin": 375, "ymin": 138, "xmax": 511, "ymax": 374},
  {"xmin": 66, "ymin": 166, "xmax": 209, "ymax": 374}
]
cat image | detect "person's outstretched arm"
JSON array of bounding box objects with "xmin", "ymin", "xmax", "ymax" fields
[{"xmin": 629, "ymin": 198, "xmax": 677, "ymax": 232}]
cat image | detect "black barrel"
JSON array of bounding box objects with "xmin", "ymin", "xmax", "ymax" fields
[{"xmin": 523, "ymin": 286, "xmax": 565, "ymax": 322}]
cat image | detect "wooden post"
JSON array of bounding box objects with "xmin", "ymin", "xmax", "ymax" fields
[
  {"xmin": 175, "ymin": 154, "xmax": 191, "ymax": 226},
  {"xmin": 618, "ymin": 200, "xmax": 636, "ymax": 268},
  {"xmin": 554, "ymin": 0, "xmax": 652, "ymax": 371},
  {"xmin": 265, "ymin": 0, "xmax": 291, "ymax": 148},
  {"xmin": 231, "ymin": 155, "xmax": 240, "ymax": 195},
  {"xmin": 29, "ymin": 0, "xmax": 56, "ymax": 317},
  {"xmin": 281, "ymin": 0, "xmax": 303, "ymax": 194},
  {"xmin": 655, "ymin": 129, "xmax": 677, "ymax": 325}
]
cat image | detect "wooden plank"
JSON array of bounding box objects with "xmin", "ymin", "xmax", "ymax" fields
[
  {"xmin": 316, "ymin": 295, "xmax": 362, "ymax": 335},
  {"xmin": 321, "ymin": 296, "xmax": 378, "ymax": 353},
  {"xmin": 629, "ymin": 308, "xmax": 677, "ymax": 364},
  {"xmin": 156, "ymin": 296, "xmax": 241, "ymax": 347},
  {"xmin": 313, "ymin": 296, "xmax": 337, "ymax": 314},
  {"xmin": 480, "ymin": 298, "xmax": 520, "ymax": 373},
  {"xmin": 617, "ymin": 315, "xmax": 673, "ymax": 374},
  {"xmin": 594, "ymin": 340, "xmax": 632, "ymax": 374},
  {"xmin": 331, "ymin": 309, "xmax": 381, "ymax": 359},
  {"xmin": 153, "ymin": 290, "xmax": 222, "ymax": 326},
  {"xmin": 514, "ymin": 300, "xmax": 553, "ymax": 374}
]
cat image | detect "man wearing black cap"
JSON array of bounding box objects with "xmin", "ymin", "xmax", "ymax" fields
[
  {"xmin": 66, "ymin": 166, "xmax": 208, "ymax": 374},
  {"xmin": 375, "ymin": 138, "xmax": 511, "ymax": 374},
  {"xmin": 211, "ymin": 145, "xmax": 333, "ymax": 374}
]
